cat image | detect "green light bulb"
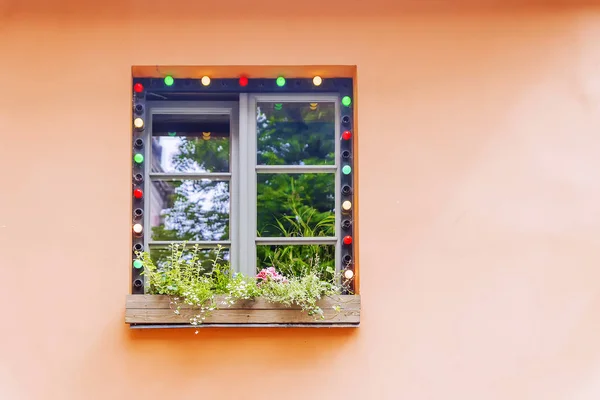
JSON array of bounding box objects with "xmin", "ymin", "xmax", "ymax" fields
[
  {"xmin": 133, "ymin": 260, "xmax": 143, "ymax": 269},
  {"xmin": 168, "ymin": 132, "xmax": 177, "ymax": 136},
  {"xmin": 274, "ymin": 103, "xmax": 283, "ymax": 111},
  {"xmin": 276, "ymin": 76, "xmax": 286, "ymax": 87},
  {"xmin": 164, "ymin": 76, "xmax": 174, "ymax": 86},
  {"xmin": 342, "ymin": 165, "xmax": 352, "ymax": 175},
  {"xmin": 134, "ymin": 154, "xmax": 144, "ymax": 164},
  {"xmin": 342, "ymin": 96, "xmax": 352, "ymax": 107}
]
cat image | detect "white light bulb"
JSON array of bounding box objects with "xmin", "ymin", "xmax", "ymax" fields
[
  {"xmin": 313, "ymin": 76, "xmax": 323, "ymax": 86},
  {"xmin": 344, "ymin": 269, "xmax": 354, "ymax": 279},
  {"xmin": 342, "ymin": 201, "xmax": 352, "ymax": 211},
  {"xmin": 133, "ymin": 224, "xmax": 143, "ymax": 234},
  {"xmin": 133, "ymin": 118, "xmax": 144, "ymax": 129},
  {"xmin": 201, "ymin": 76, "xmax": 211, "ymax": 86}
]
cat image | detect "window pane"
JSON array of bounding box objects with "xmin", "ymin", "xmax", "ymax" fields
[
  {"xmin": 152, "ymin": 113, "xmax": 230, "ymax": 173},
  {"xmin": 149, "ymin": 246, "xmax": 230, "ymax": 271},
  {"xmin": 256, "ymin": 102, "xmax": 335, "ymax": 166},
  {"xmin": 257, "ymin": 173, "xmax": 335, "ymax": 237},
  {"xmin": 149, "ymin": 179, "xmax": 230, "ymax": 241},
  {"xmin": 256, "ymin": 244, "xmax": 335, "ymax": 279}
]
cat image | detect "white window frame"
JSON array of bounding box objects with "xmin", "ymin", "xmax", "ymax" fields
[{"xmin": 143, "ymin": 95, "xmax": 341, "ymax": 277}]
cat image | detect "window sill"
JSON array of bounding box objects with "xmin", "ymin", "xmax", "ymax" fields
[{"xmin": 125, "ymin": 294, "xmax": 360, "ymax": 328}]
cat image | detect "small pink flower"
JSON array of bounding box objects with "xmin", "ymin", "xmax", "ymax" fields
[{"xmin": 256, "ymin": 267, "xmax": 288, "ymax": 285}]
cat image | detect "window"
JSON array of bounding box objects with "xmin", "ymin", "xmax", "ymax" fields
[{"xmin": 128, "ymin": 74, "xmax": 358, "ymax": 327}]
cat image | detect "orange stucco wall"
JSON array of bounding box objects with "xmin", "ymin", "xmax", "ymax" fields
[{"xmin": 2, "ymin": 2, "xmax": 600, "ymax": 399}]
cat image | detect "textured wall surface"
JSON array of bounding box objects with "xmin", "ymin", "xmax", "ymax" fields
[{"xmin": 1, "ymin": 2, "xmax": 600, "ymax": 399}]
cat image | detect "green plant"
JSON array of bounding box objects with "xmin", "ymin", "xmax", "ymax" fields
[
  {"xmin": 138, "ymin": 243, "xmax": 347, "ymax": 327},
  {"xmin": 257, "ymin": 181, "xmax": 336, "ymax": 280}
]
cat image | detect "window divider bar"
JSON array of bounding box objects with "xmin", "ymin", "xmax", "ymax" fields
[
  {"xmin": 149, "ymin": 172, "xmax": 232, "ymax": 181},
  {"xmin": 255, "ymin": 165, "xmax": 337, "ymax": 174},
  {"xmin": 255, "ymin": 237, "xmax": 338, "ymax": 245}
]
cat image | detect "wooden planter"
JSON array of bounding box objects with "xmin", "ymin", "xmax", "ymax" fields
[{"xmin": 126, "ymin": 294, "xmax": 360, "ymax": 328}]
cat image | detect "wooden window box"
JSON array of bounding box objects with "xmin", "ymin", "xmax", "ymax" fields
[{"xmin": 125, "ymin": 294, "xmax": 360, "ymax": 328}]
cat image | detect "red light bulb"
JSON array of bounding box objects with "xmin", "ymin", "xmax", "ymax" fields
[
  {"xmin": 342, "ymin": 130, "xmax": 352, "ymax": 140},
  {"xmin": 133, "ymin": 83, "xmax": 144, "ymax": 93},
  {"xmin": 133, "ymin": 188, "xmax": 143, "ymax": 199},
  {"xmin": 343, "ymin": 236, "xmax": 353, "ymax": 245},
  {"xmin": 239, "ymin": 76, "xmax": 249, "ymax": 87}
]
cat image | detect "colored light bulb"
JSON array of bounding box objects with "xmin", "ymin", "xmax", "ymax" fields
[
  {"xmin": 201, "ymin": 76, "xmax": 211, "ymax": 86},
  {"xmin": 276, "ymin": 76, "xmax": 286, "ymax": 87},
  {"xmin": 313, "ymin": 76, "xmax": 323, "ymax": 86},
  {"xmin": 309, "ymin": 103, "xmax": 318, "ymax": 111},
  {"xmin": 239, "ymin": 76, "xmax": 249, "ymax": 87},
  {"xmin": 342, "ymin": 96, "xmax": 352, "ymax": 107},
  {"xmin": 134, "ymin": 154, "xmax": 144, "ymax": 164},
  {"xmin": 274, "ymin": 103, "xmax": 282, "ymax": 111},
  {"xmin": 133, "ymin": 188, "xmax": 143, "ymax": 199},
  {"xmin": 132, "ymin": 224, "xmax": 143, "ymax": 234},
  {"xmin": 343, "ymin": 236, "xmax": 353, "ymax": 245},
  {"xmin": 342, "ymin": 165, "xmax": 352, "ymax": 175},
  {"xmin": 133, "ymin": 118, "xmax": 144, "ymax": 129},
  {"xmin": 164, "ymin": 75, "xmax": 174, "ymax": 86},
  {"xmin": 342, "ymin": 130, "xmax": 352, "ymax": 140},
  {"xmin": 168, "ymin": 132, "xmax": 176, "ymax": 136},
  {"xmin": 344, "ymin": 269, "xmax": 354, "ymax": 279},
  {"xmin": 133, "ymin": 83, "xmax": 144, "ymax": 93},
  {"xmin": 133, "ymin": 260, "xmax": 143, "ymax": 269},
  {"xmin": 342, "ymin": 200, "xmax": 352, "ymax": 211}
]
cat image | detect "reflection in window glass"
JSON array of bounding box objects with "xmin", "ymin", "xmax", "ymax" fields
[
  {"xmin": 150, "ymin": 180, "xmax": 230, "ymax": 241},
  {"xmin": 256, "ymin": 102, "xmax": 335, "ymax": 166},
  {"xmin": 149, "ymin": 246, "xmax": 230, "ymax": 272},
  {"xmin": 256, "ymin": 245, "xmax": 335, "ymax": 279},
  {"xmin": 257, "ymin": 173, "xmax": 335, "ymax": 237},
  {"xmin": 152, "ymin": 113, "xmax": 230, "ymax": 173}
]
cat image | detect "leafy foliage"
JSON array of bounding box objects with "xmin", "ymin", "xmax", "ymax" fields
[{"xmin": 139, "ymin": 244, "xmax": 344, "ymax": 325}]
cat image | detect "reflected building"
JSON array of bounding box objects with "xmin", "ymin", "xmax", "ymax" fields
[{"xmin": 149, "ymin": 138, "xmax": 174, "ymax": 234}]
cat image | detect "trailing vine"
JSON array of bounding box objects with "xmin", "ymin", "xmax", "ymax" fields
[{"xmin": 137, "ymin": 244, "xmax": 350, "ymax": 327}]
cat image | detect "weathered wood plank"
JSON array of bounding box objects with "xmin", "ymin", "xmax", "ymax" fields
[
  {"xmin": 126, "ymin": 294, "xmax": 360, "ymax": 311},
  {"xmin": 130, "ymin": 323, "xmax": 359, "ymax": 329},
  {"xmin": 126, "ymin": 308, "xmax": 360, "ymax": 324}
]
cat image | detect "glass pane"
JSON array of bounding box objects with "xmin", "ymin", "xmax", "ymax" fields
[
  {"xmin": 257, "ymin": 173, "xmax": 335, "ymax": 237},
  {"xmin": 152, "ymin": 113, "xmax": 230, "ymax": 173},
  {"xmin": 256, "ymin": 102, "xmax": 335, "ymax": 166},
  {"xmin": 149, "ymin": 179, "xmax": 230, "ymax": 241},
  {"xmin": 149, "ymin": 246, "xmax": 230, "ymax": 271},
  {"xmin": 256, "ymin": 244, "xmax": 335, "ymax": 279}
]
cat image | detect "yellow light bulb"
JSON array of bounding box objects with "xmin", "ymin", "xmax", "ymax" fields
[
  {"xmin": 309, "ymin": 103, "xmax": 318, "ymax": 111},
  {"xmin": 344, "ymin": 269, "xmax": 354, "ymax": 279},
  {"xmin": 133, "ymin": 118, "xmax": 144, "ymax": 129},
  {"xmin": 342, "ymin": 201, "xmax": 352, "ymax": 211},
  {"xmin": 132, "ymin": 224, "xmax": 143, "ymax": 234},
  {"xmin": 313, "ymin": 76, "xmax": 323, "ymax": 86},
  {"xmin": 201, "ymin": 76, "xmax": 211, "ymax": 86}
]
